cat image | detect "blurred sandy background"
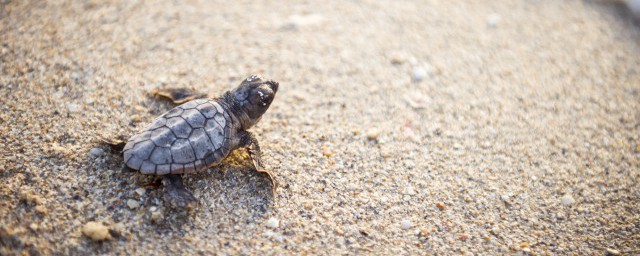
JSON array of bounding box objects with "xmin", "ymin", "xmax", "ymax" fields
[{"xmin": 1, "ymin": 0, "xmax": 639, "ymax": 255}]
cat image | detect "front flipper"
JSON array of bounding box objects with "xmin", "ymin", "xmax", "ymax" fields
[
  {"xmin": 162, "ymin": 174, "xmax": 198, "ymax": 210},
  {"xmin": 238, "ymin": 131, "xmax": 277, "ymax": 194},
  {"xmin": 152, "ymin": 88, "xmax": 208, "ymax": 105}
]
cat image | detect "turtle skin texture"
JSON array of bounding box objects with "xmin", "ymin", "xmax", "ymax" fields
[{"xmin": 123, "ymin": 99, "xmax": 233, "ymax": 175}]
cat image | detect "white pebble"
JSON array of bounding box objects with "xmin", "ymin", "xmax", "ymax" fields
[
  {"xmin": 401, "ymin": 219, "xmax": 413, "ymax": 230},
  {"xmin": 266, "ymin": 217, "xmax": 280, "ymax": 228},
  {"xmin": 127, "ymin": 199, "xmax": 140, "ymax": 209},
  {"xmin": 561, "ymin": 194, "xmax": 575, "ymax": 206},
  {"xmin": 412, "ymin": 67, "xmax": 427, "ymax": 82},
  {"xmin": 283, "ymin": 14, "xmax": 324, "ymax": 30},
  {"xmin": 487, "ymin": 14, "xmax": 501, "ymax": 28},
  {"xmin": 70, "ymin": 72, "xmax": 81, "ymax": 80},
  {"xmin": 89, "ymin": 147, "xmax": 104, "ymax": 157},
  {"xmin": 403, "ymin": 186, "xmax": 416, "ymax": 195},
  {"xmin": 135, "ymin": 188, "xmax": 146, "ymax": 196},
  {"xmin": 606, "ymin": 248, "xmax": 621, "ymax": 255},
  {"xmin": 67, "ymin": 103, "xmax": 81, "ymax": 113}
]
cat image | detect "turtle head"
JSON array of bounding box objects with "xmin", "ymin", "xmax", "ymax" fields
[{"xmin": 231, "ymin": 75, "xmax": 279, "ymax": 129}]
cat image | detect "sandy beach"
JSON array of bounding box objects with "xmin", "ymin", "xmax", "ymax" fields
[{"xmin": 1, "ymin": 0, "xmax": 639, "ymax": 254}]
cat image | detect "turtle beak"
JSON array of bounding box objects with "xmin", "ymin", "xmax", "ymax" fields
[{"xmin": 267, "ymin": 80, "xmax": 279, "ymax": 93}]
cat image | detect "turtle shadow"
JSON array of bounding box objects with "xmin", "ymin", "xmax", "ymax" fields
[
  {"xmin": 141, "ymin": 165, "xmax": 275, "ymax": 236},
  {"xmin": 91, "ymin": 136, "xmax": 275, "ymax": 239},
  {"xmin": 198, "ymin": 163, "xmax": 275, "ymax": 211}
]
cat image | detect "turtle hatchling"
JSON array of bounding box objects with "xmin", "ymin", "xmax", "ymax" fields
[{"xmin": 122, "ymin": 75, "xmax": 279, "ymax": 209}]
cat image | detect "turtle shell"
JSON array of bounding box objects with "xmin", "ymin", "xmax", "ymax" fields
[{"xmin": 123, "ymin": 99, "xmax": 232, "ymax": 175}]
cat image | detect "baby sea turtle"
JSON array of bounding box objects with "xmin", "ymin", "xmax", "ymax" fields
[{"xmin": 122, "ymin": 75, "xmax": 278, "ymax": 209}]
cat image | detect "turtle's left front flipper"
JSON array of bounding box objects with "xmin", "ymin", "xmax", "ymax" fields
[
  {"xmin": 238, "ymin": 131, "xmax": 277, "ymax": 195},
  {"xmin": 152, "ymin": 88, "xmax": 208, "ymax": 105}
]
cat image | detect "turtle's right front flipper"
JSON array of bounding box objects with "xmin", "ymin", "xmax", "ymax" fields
[
  {"xmin": 237, "ymin": 131, "xmax": 277, "ymax": 195},
  {"xmin": 152, "ymin": 88, "xmax": 208, "ymax": 105}
]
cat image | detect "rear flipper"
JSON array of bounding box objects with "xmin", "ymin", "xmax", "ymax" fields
[
  {"xmin": 162, "ymin": 174, "xmax": 198, "ymax": 210},
  {"xmin": 96, "ymin": 135, "xmax": 132, "ymax": 174},
  {"xmin": 97, "ymin": 135, "xmax": 128, "ymax": 152},
  {"xmin": 152, "ymin": 88, "xmax": 208, "ymax": 105}
]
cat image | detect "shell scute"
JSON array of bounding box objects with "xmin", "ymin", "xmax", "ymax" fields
[{"xmin": 125, "ymin": 98, "xmax": 231, "ymax": 175}]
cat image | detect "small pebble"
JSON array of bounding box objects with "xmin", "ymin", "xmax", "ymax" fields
[
  {"xmin": 266, "ymin": 217, "xmax": 280, "ymax": 228},
  {"xmin": 34, "ymin": 205, "xmax": 48, "ymax": 215},
  {"xmin": 130, "ymin": 114, "xmax": 142, "ymax": 122},
  {"xmin": 412, "ymin": 67, "xmax": 427, "ymax": 82},
  {"xmin": 366, "ymin": 128, "xmax": 380, "ymax": 140},
  {"xmin": 82, "ymin": 222, "xmax": 111, "ymax": 241},
  {"xmin": 561, "ymin": 194, "xmax": 575, "ymax": 206},
  {"xmin": 419, "ymin": 227, "xmax": 430, "ymax": 237},
  {"xmin": 151, "ymin": 211, "xmax": 163, "ymax": 222},
  {"xmin": 390, "ymin": 54, "xmax": 406, "ymax": 65},
  {"xmin": 436, "ymin": 202, "xmax": 446, "ymax": 210},
  {"xmin": 403, "ymin": 186, "xmax": 416, "ymax": 195},
  {"xmin": 401, "ymin": 220, "xmax": 413, "ymax": 230},
  {"xmin": 127, "ymin": 199, "xmax": 140, "ymax": 209},
  {"xmin": 263, "ymin": 230, "xmax": 284, "ymax": 242},
  {"xmin": 135, "ymin": 188, "xmax": 146, "ymax": 196},
  {"xmin": 487, "ymin": 14, "xmax": 501, "ymax": 28},
  {"xmin": 109, "ymin": 223, "xmax": 127, "ymax": 237},
  {"xmin": 67, "ymin": 103, "xmax": 81, "ymax": 113},
  {"xmin": 89, "ymin": 147, "xmax": 104, "ymax": 157},
  {"xmin": 321, "ymin": 147, "xmax": 334, "ymax": 157},
  {"xmin": 282, "ymin": 14, "xmax": 324, "ymax": 30},
  {"xmin": 606, "ymin": 248, "xmax": 621, "ymax": 255},
  {"xmin": 133, "ymin": 105, "xmax": 146, "ymax": 112}
]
